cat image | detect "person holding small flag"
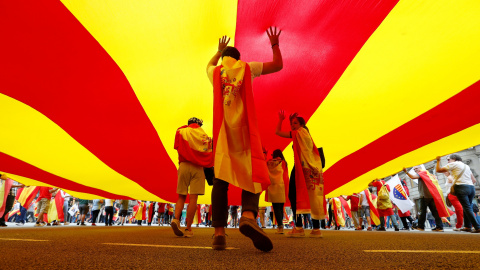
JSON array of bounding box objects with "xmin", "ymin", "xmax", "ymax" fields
[{"xmin": 369, "ymin": 179, "xmax": 399, "ymax": 231}]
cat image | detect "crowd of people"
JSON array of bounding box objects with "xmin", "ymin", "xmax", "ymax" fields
[{"xmin": 1, "ymin": 26, "xmax": 480, "ymax": 255}]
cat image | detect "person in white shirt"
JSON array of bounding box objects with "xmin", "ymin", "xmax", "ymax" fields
[
  {"xmin": 436, "ymin": 154, "xmax": 479, "ymax": 233},
  {"xmin": 358, "ymin": 190, "xmax": 372, "ymax": 231}
]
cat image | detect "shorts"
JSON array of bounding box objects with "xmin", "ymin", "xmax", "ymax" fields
[
  {"xmin": 79, "ymin": 204, "xmax": 90, "ymax": 215},
  {"xmin": 359, "ymin": 206, "xmax": 370, "ymax": 218},
  {"xmin": 177, "ymin": 162, "xmax": 205, "ymax": 195},
  {"xmin": 35, "ymin": 198, "xmax": 50, "ymax": 214},
  {"xmin": 119, "ymin": 210, "xmax": 128, "ymax": 217}
]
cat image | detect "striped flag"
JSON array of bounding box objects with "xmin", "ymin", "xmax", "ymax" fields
[{"xmin": 16, "ymin": 186, "xmax": 40, "ymax": 209}]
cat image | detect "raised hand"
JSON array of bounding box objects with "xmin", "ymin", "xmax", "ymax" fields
[
  {"xmin": 278, "ymin": 110, "xmax": 286, "ymax": 121},
  {"xmin": 218, "ymin": 35, "xmax": 231, "ymax": 52},
  {"xmin": 266, "ymin": 26, "xmax": 282, "ymax": 46}
]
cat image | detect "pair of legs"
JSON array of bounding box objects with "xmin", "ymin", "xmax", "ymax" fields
[
  {"xmin": 288, "ymin": 168, "xmax": 320, "ymax": 230},
  {"xmin": 0, "ymin": 195, "xmax": 15, "ymax": 226},
  {"xmin": 358, "ymin": 206, "xmax": 372, "ymax": 229},
  {"xmin": 35, "ymin": 199, "xmax": 50, "ymax": 225},
  {"xmin": 417, "ymin": 198, "xmax": 443, "ymax": 229},
  {"xmin": 211, "ymin": 178, "xmax": 259, "ymax": 236},
  {"xmin": 380, "ymin": 214, "xmax": 398, "ymax": 229},
  {"xmin": 272, "ymin": 203, "xmax": 285, "ymax": 228},
  {"xmin": 400, "ymin": 216, "xmax": 414, "ymax": 229},
  {"xmin": 454, "ymin": 185, "xmax": 480, "ymax": 230},
  {"xmin": 91, "ymin": 210, "xmax": 100, "ymax": 225},
  {"xmin": 174, "ymin": 194, "xmax": 199, "ymax": 232},
  {"xmin": 104, "ymin": 206, "xmax": 114, "ymax": 225}
]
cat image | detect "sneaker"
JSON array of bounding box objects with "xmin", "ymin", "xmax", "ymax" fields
[
  {"xmin": 80, "ymin": 223, "xmax": 86, "ymax": 226},
  {"xmin": 16, "ymin": 223, "xmax": 25, "ymax": 226},
  {"xmin": 470, "ymin": 228, "xmax": 480, "ymax": 233},
  {"xmin": 432, "ymin": 227, "xmax": 444, "ymax": 232},
  {"xmin": 46, "ymin": 223, "xmax": 51, "ymax": 226},
  {"xmin": 64, "ymin": 222, "xmax": 70, "ymax": 225},
  {"xmin": 184, "ymin": 229, "xmax": 194, "ymax": 238},
  {"xmin": 401, "ymin": 228, "xmax": 410, "ymax": 231},
  {"xmin": 367, "ymin": 227, "xmax": 372, "ymax": 231},
  {"xmin": 460, "ymin": 227, "xmax": 472, "ymax": 232},
  {"xmin": 239, "ymin": 216, "xmax": 273, "ymax": 252},
  {"xmin": 394, "ymin": 226, "xmax": 399, "ymax": 232},
  {"xmin": 212, "ymin": 235, "xmax": 226, "ymax": 250},
  {"xmin": 275, "ymin": 227, "xmax": 284, "ymax": 234},
  {"xmin": 453, "ymin": 228, "xmax": 461, "ymax": 231},
  {"xmin": 309, "ymin": 229, "xmax": 323, "ymax": 238},
  {"xmin": 34, "ymin": 223, "xmax": 45, "ymax": 227},
  {"xmin": 376, "ymin": 227, "xmax": 386, "ymax": 231},
  {"xmin": 355, "ymin": 227, "xmax": 363, "ymax": 231},
  {"xmin": 412, "ymin": 226, "xmax": 424, "ymax": 231},
  {"xmin": 170, "ymin": 219, "xmax": 184, "ymax": 237},
  {"xmin": 287, "ymin": 227, "xmax": 305, "ymax": 237}
]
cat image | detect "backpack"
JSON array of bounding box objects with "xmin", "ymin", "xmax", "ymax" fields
[{"xmin": 378, "ymin": 185, "xmax": 390, "ymax": 200}]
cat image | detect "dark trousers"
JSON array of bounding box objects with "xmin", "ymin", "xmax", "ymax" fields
[
  {"xmin": 454, "ymin": 185, "xmax": 480, "ymax": 229},
  {"xmin": 0, "ymin": 195, "xmax": 15, "ymax": 225},
  {"xmin": 400, "ymin": 216, "xmax": 414, "ymax": 229},
  {"xmin": 272, "ymin": 203, "xmax": 284, "ymax": 228},
  {"xmin": 17, "ymin": 205, "xmax": 27, "ymax": 224},
  {"xmin": 105, "ymin": 206, "xmax": 114, "ymax": 225},
  {"xmin": 289, "ymin": 167, "xmax": 320, "ymax": 229},
  {"xmin": 418, "ymin": 198, "xmax": 443, "ymax": 229},
  {"xmin": 211, "ymin": 178, "xmax": 259, "ymax": 228},
  {"xmin": 91, "ymin": 210, "xmax": 100, "ymax": 224}
]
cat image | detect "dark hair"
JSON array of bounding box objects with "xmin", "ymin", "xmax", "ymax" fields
[
  {"xmin": 222, "ymin": 46, "xmax": 240, "ymax": 60},
  {"xmin": 272, "ymin": 149, "xmax": 285, "ymax": 160},
  {"xmin": 188, "ymin": 117, "xmax": 203, "ymax": 127},
  {"xmin": 289, "ymin": 113, "xmax": 309, "ymax": 132},
  {"xmin": 449, "ymin": 154, "xmax": 462, "ymax": 162}
]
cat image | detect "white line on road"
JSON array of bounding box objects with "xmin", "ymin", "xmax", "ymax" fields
[
  {"xmin": 103, "ymin": 243, "xmax": 239, "ymax": 250},
  {"xmin": 0, "ymin": 238, "xmax": 49, "ymax": 242},
  {"xmin": 365, "ymin": 250, "xmax": 480, "ymax": 254}
]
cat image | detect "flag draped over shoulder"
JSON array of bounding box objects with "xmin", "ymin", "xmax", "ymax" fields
[
  {"xmin": 134, "ymin": 201, "xmax": 146, "ymax": 220},
  {"xmin": 364, "ymin": 189, "xmax": 380, "ymax": 226},
  {"xmin": 265, "ymin": 159, "xmax": 290, "ymax": 206},
  {"xmin": 16, "ymin": 186, "xmax": 40, "ymax": 208},
  {"xmin": 174, "ymin": 124, "xmax": 213, "ymax": 167},
  {"xmin": 418, "ymin": 170, "xmax": 451, "ymax": 217},
  {"xmin": 47, "ymin": 191, "xmax": 64, "ymax": 222},
  {"xmin": 292, "ymin": 127, "xmax": 324, "ymax": 220},
  {"xmin": 212, "ymin": 57, "xmax": 270, "ymax": 193},
  {"xmin": 386, "ymin": 175, "xmax": 414, "ymax": 213},
  {"xmin": 339, "ymin": 197, "xmax": 352, "ymax": 218},
  {"xmin": 333, "ymin": 197, "xmax": 345, "ymax": 227},
  {"xmin": 0, "ymin": 178, "xmax": 13, "ymax": 217}
]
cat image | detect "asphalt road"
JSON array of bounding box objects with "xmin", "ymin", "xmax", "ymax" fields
[{"xmin": 1, "ymin": 223, "xmax": 480, "ymax": 269}]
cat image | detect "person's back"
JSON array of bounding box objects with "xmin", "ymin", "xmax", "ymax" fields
[{"xmin": 205, "ymin": 27, "xmax": 283, "ymax": 252}]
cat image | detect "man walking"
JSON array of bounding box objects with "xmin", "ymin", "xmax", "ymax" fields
[
  {"xmin": 170, "ymin": 117, "xmax": 213, "ymax": 237},
  {"xmin": 206, "ymin": 27, "xmax": 283, "ymax": 251}
]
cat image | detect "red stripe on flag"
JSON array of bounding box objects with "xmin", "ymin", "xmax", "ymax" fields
[
  {"xmin": 234, "ymin": 0, "xmax": 399, "ymax": 155},
  {"xmin": 324, "ymin": 80, "xmax": 480, "ymax": 194},
  {"xmin": 0, "ymin": 1, "xmax": 177, "ymax": 201}
]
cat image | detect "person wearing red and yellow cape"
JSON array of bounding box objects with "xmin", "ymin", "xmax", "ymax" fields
[
  {"xmin": 147, "ymin": 201, "xmax": 156, "ymax": 226},
  {"xmin": 403, "ymin": 166, "xmax": 447, "ymax": 232},
  {"xmin": 276, "ymin": 111, "xmax": 324, "ymax": 238},
  {"xmin": 369, "ymin": 179, "xmax": 399, "ymax": 231},
  {"xmin": 46, "ymin": 190, "xmax": 64, "ymax": 226},
  {"xmin": 206, "ymin": 27, "xmax": 283, "ymax": 251},
  {"xmin": 0, "ymin": 173, "xmax": 25, "ymax": 227},
  {"xmin": 170, "ymin": 117, "xmax": 213, "ymax": 238},
  {"xmin": 133, "ymin": 200, "xmax": 146, "ymax": 226},
  {"xmin": 332, "ymin": 197, "xmax": 346, "ymax": 229},
  {"xmin": 265, "ymin": 149, "xmax": 290, "ymax": 234}
]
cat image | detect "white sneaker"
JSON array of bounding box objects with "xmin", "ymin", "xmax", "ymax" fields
[
  {"xmin": 16, "ymin": 223, "xmax": 25, "ymax": 226},
  {"xmin": 184, "ymin": 229, "xmax": 194, "ymax": 238}
]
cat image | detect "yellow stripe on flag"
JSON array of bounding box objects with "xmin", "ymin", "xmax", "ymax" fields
[{"xmin": 61, "ymin": 0, "xmax": 238, "ymax": 169}]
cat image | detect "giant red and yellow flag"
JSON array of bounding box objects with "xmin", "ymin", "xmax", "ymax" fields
[{"xmin": 1, "ymin": 1, "xmax": 480, "ymax": 204}]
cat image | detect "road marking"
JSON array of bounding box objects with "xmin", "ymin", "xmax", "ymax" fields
[
  {"xmin": 365, "ymin": 250, "xmax": 480, "ymax": 254},
  {"xmin": 103, "ymin": 243, "xmax": 239, "ymax": 250},
  {"xmin": 0, "ymin": 238, "xmax": 49, "ymax": 242}
]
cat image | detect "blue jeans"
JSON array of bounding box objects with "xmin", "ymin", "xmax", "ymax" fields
[
  {"xmin": 17, "ymin": 205, "xmax": 27, "ymax": 224},
  {"xmin": 454, "ymin": 185, "xmax": 479, "ymax": 230}
]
